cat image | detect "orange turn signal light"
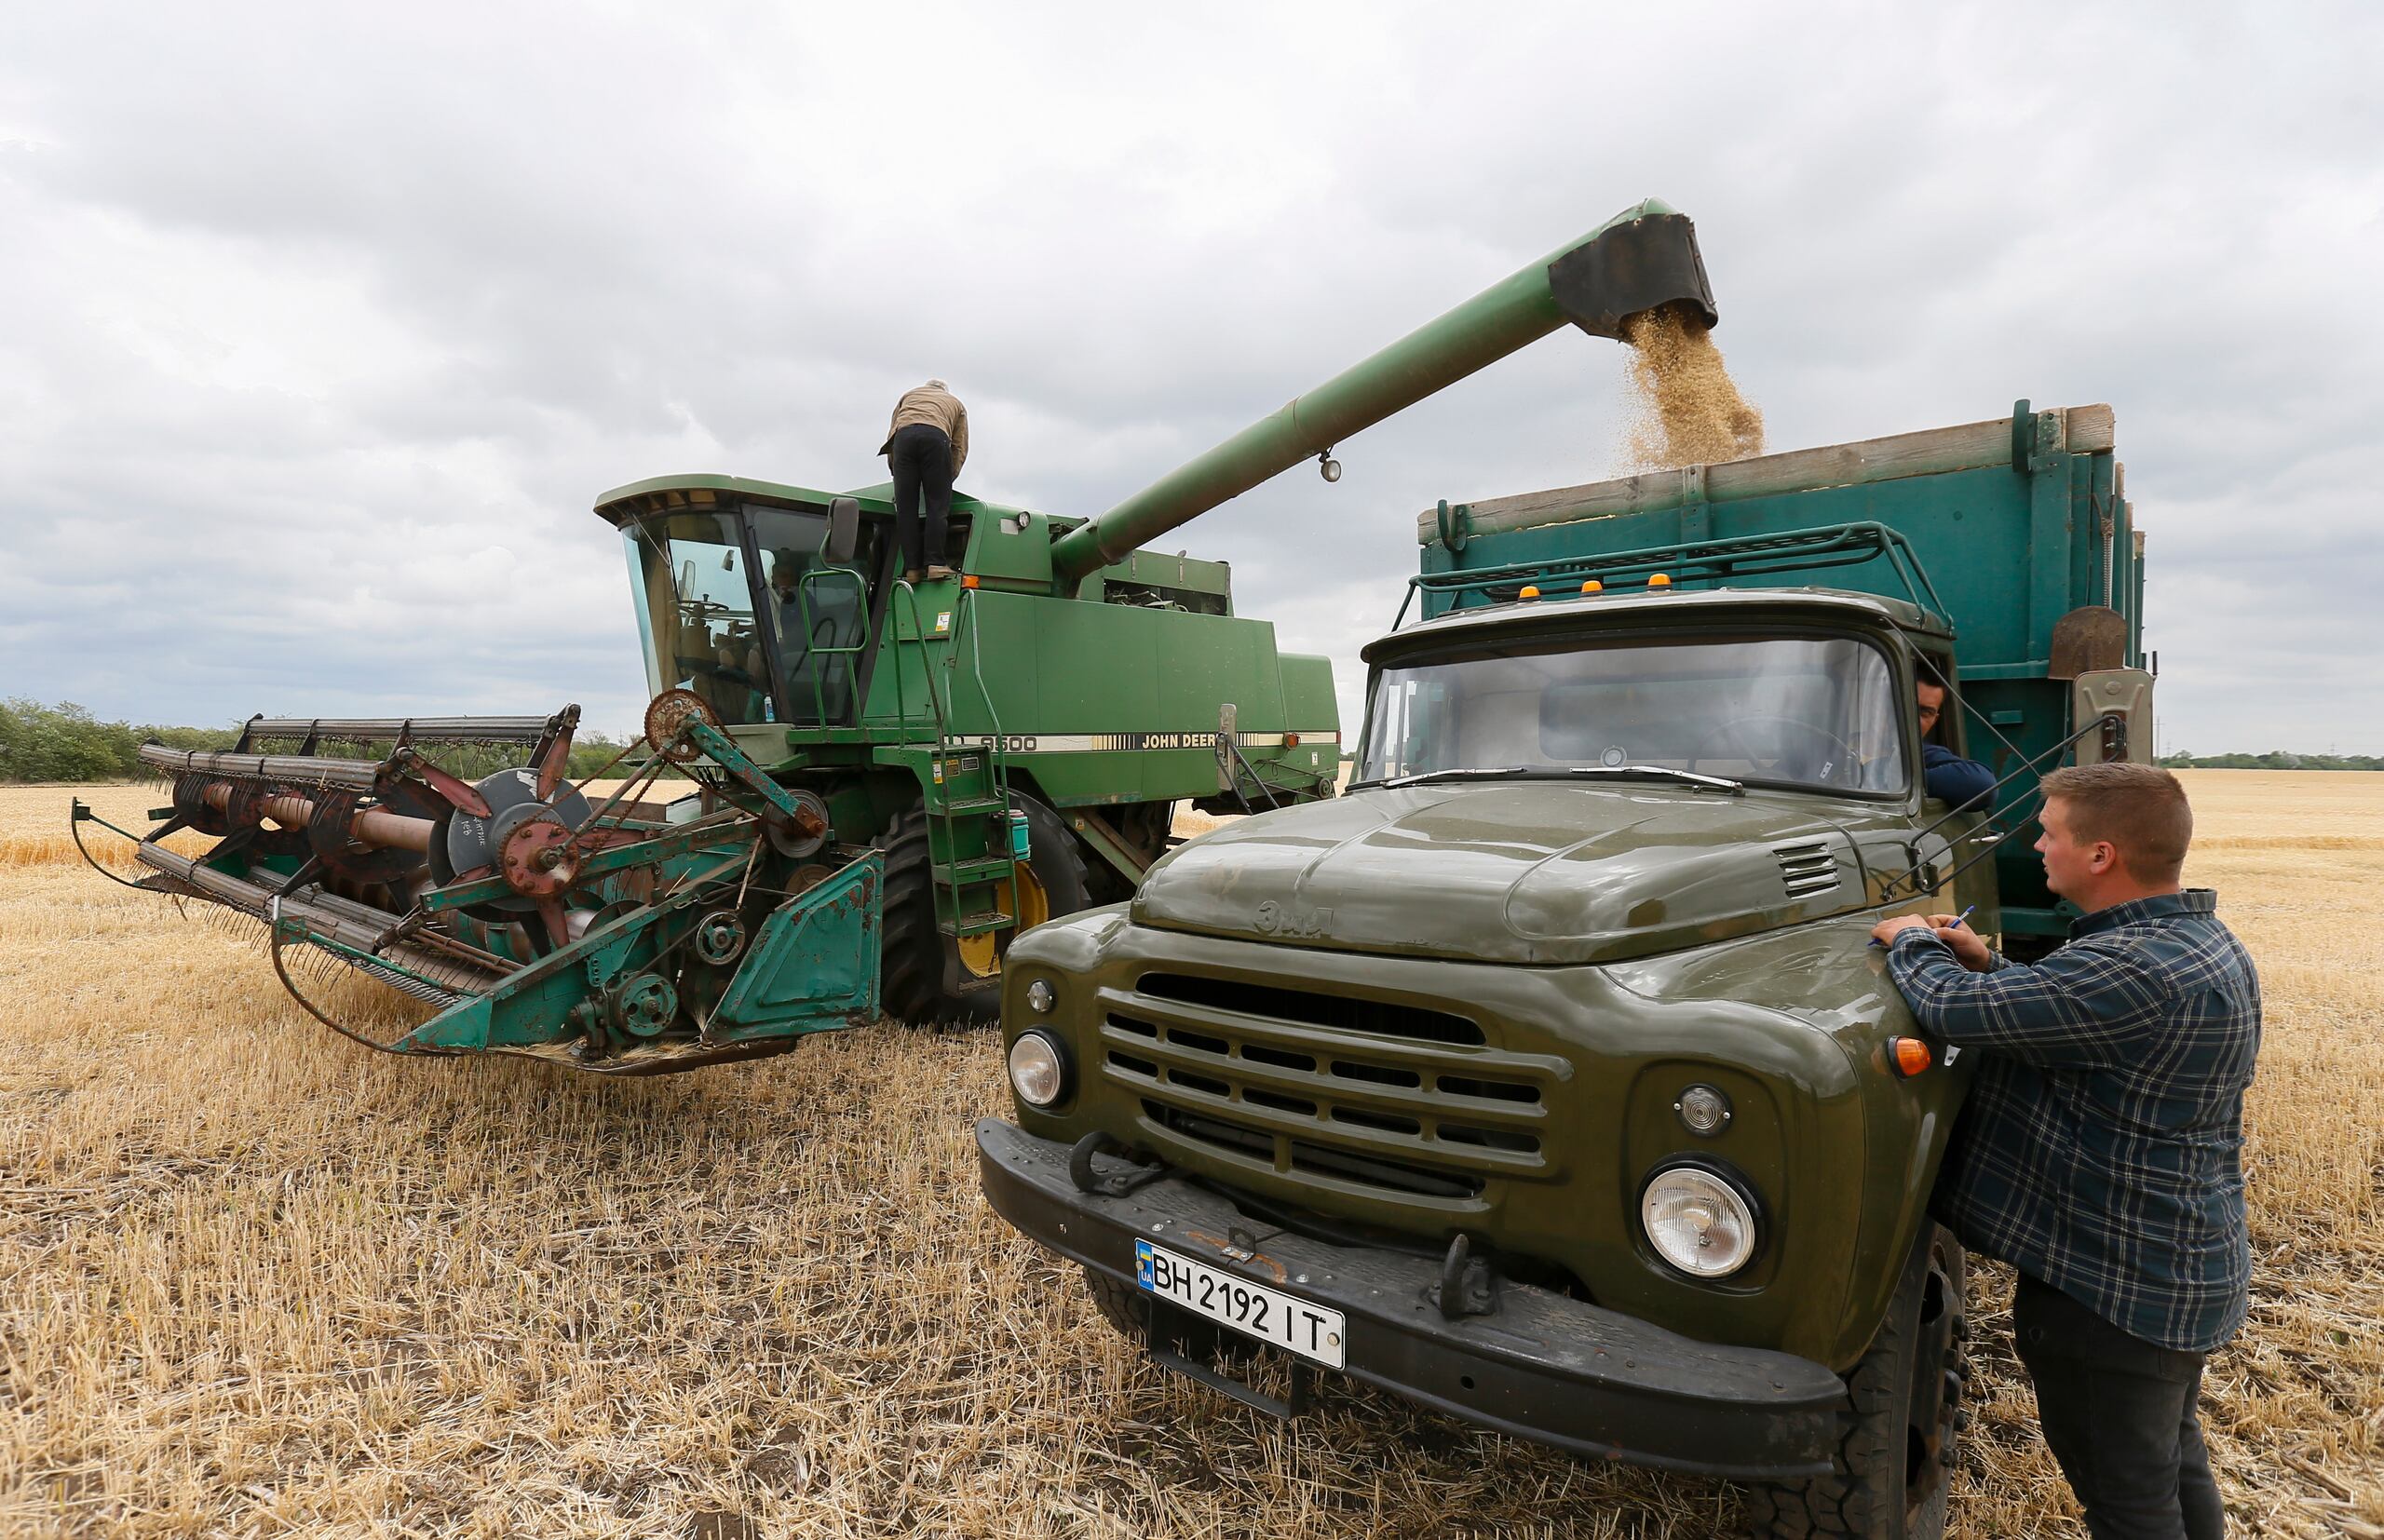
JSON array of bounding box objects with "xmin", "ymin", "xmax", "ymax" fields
[
  {"xmin": 1284, "ymin": 733, "xmax": 1301, "ymax": 747},
  {"xmin": 1580, "ymin": 579, "xmax": 1604, "ymax": 594},
  {"xmin": 1519, "ymin": 585, "xmax": 1541, "ymax": 600},
  {"xmin": 960, "ymin": 574, "xmax": 981, "ymax": 589},
  {"xmin": 1886, "ymin": 1036, "xmax": 1934, "ymax": 1078},
  {"xmin": 1647, "ymin": 573, "xmax": 1673, "ymax": 588}
]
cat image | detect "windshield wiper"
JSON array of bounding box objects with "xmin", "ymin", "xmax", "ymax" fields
[{"xmin": 1376, "ymin": 765, "xmax": 1744, "ymax": 794}]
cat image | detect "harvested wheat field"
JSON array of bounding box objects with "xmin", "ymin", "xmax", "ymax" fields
[{"xmin": 1, "ymin": 774, "xmax": 2377, "ymax": 1538}]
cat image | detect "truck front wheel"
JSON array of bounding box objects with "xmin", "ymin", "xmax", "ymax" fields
[
  {"xmin": 1080, "ymin": 1265, "xmax": 1258, "ymax": 1366},
  {"xmin": 1745, "ymin": 1222, "xmax": 1967, "ymax": 1540}
]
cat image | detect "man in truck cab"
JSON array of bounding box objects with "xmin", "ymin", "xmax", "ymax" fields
[
  {"xmin": 1871, "ymin": 763, "xmax": 2259, "ymax": 1540},
  {"xmin": 1917, "ymin": 672, "xmax": 1996, "ymax": 809}
]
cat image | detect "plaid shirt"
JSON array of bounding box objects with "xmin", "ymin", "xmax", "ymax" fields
[{"xmin": 1886, "ymin": 889, "xmax": 2260, "ymax": 1352}]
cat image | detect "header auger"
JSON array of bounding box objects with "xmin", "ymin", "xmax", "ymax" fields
[{"xmin": 76, "ymin": 699, "xmax": 882, "ymax": 1073}]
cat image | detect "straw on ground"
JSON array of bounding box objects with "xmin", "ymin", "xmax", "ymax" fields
[{"xmin": 1, "ymin": 774, "xmax": 2377, "ymax": 1537}]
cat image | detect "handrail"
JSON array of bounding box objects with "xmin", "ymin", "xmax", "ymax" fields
[
  {"xmin": 783, "ymin": 563, "xmax": 869, "ymax": 726},
  {"xmin": 1395, "ymin": 522, "xmax": 1952, "ymax": 632},
  {"xmin": 885, "ymin": 580, "xmax": 954, "ymax": 744}
]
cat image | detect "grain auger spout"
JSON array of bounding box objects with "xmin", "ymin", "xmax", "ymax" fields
[
  {"xmin": 72, "ymin": 694, "xmax": 884, "ymax": 1074},
  {"xmin": 1045, "ymin": 197, "xmax": 1718, "ymax": 590}
]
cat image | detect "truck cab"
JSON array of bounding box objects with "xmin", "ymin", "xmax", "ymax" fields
[{"xmin": 976, "ymin": 403, "xmax": 2155, "ymax": 1539}]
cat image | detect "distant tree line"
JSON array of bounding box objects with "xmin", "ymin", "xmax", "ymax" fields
[
  {"xmin": 2157, "ymin": 750, "xmax": 2384, "ymax": 772},
  {"xmin": 0, "ymin": 699, "xmax": 643, "ymax": 784}
]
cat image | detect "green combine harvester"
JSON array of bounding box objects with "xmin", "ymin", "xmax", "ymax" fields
[{"xmin": 74, "ymin": 199, "xmax": 1721, "ymax": 1073}]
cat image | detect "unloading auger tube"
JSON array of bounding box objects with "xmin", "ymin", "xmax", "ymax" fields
[
  {"xmin": 72, "ymin": 693, "xmax": 886, "ymax": 1074},
  {"xmin": 1045, "ymin": 197, "xmax": 1718, "ymax": 590}
]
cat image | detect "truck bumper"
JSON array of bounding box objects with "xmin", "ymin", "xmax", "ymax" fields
[{"xmin": 976, "ymin": 1118, "xmax": 1847, "ymax": 1480}]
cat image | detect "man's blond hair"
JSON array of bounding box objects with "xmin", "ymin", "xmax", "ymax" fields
[{"xmin": 2039, "ymin": 762, "xmax": 2193, "ymax": 885}]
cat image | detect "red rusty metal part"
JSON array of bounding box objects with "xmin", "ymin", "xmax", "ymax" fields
[
  {"xmin": 395, "ymin": 749, "xmax": 495, "ymax": 818},
  {"xmin": 534, "ymin": 716, "xmax": 578, "ymax": 802},
  {"xmin": 643, "ymin": 688, "xmax": 720, "ymax": 765},
  {"xmin": 498, "ymin": 813, "xmax": 580, "ymax": 899},
  {"xmin": 197, "ymin": 780, "xmax": 435, "ymax": 853}
]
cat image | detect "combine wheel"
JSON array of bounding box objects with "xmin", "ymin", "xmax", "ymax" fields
[{"xmin": 874, "ymin": 794, "xmax": 1089, "ymax": 1027}]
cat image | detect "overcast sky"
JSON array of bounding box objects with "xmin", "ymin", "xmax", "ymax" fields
[{"xmin": 3, "ymin": 3, "xmax": 2377, "ymax": 754}]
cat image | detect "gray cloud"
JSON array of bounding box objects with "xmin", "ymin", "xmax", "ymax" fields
[{"xmin": 2, "ymin": 3, "xmax": 2378, "ymax": 752}]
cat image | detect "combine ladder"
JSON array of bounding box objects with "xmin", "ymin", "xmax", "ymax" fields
[{"xmin": 887, "ymin": 582, "xmax": 1021, "ymax": 967}]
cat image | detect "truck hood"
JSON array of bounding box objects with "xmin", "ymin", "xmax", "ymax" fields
[{"xmin": 1132, "ymin": 782, "xmax": 1874, "ymax": 965}]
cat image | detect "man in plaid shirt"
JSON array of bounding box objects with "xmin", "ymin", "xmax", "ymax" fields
[{"xmin": 1873, "ymin": 762, "xmax": 2259, "ymax": 1540}]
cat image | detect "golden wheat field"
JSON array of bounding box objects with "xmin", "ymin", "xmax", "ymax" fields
[{"xmin": 1, "ymin": 773, "xmax": 2377, "ymax": 1539}]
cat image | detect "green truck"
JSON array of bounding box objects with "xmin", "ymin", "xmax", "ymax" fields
[{"xmin": 978, "ymin": 400, "xmax": 2152, "ymax": 1536}]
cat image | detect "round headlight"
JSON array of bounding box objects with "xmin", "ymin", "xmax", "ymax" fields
[
  {"xmin": 1640, "ymin": 1165, "xmax": 1759, "ymax": 1278},
  {"xmin": 1674, "ymin": 1084, "xmax": 1732, "ymax": 1135},
  {"xmin": 1008, "ymin": 1031, "xmax": 1067, "ymax": 1108},
  {"xmin": 1026, "ymin": 979, "xmax": 1056, "ymax": 1014}
]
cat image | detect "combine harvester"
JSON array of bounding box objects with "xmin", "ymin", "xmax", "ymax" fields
[{"xmin": 74, "ymin": 199, "xmax": 1722, "ymax": 1074}]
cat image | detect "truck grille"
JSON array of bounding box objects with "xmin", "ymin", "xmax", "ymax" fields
[
  {"xmin": 1773, "ymin": 839, "xmax": 1841, "ymax": 898},
  {"xmin": 1100, "ymin": 972, "xmax": 1564, "ymax": 1206}
]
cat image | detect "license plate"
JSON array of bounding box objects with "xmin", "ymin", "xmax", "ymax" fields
[{"xmin": 1135, "ymin": 1238, "xmax": 1347, "ymax": 1369}]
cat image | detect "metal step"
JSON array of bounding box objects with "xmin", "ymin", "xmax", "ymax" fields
[
  {"xmin": 932, "ymin": 794, "xmax": 1009, "ymax": 817},
  {"xmin": 938, "ymin": 908, "xmax": 1013, "ymax": 939},
  {"xmin": 933, "ymin": 856, "xmax": 1019, "ymax": 885}
]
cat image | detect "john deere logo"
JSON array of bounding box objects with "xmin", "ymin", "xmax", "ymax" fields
[{"xmin": 1253, "ymin": 901, "xmax": 1281, "ymax": 933}]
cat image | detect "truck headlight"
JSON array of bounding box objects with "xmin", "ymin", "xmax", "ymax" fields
[
  {"xmin": 1640, "ymin": 1164, "xmax": 1759, "ymax": 1278},
  {"xmin": 1008, "ymin": 1030, "xmax": 1068, "ymax": 1108}
]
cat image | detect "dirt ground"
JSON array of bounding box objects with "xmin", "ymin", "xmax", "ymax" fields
[{"xmin": 1, "ymin": 772, "xmax": 2377, "ymax": 1537}]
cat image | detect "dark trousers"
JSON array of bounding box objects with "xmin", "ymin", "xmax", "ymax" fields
[
  {"xmin": 2012, "ymin": 1273, "xmax": 2225, "ymax": 1540},
  {"xmin": 887, "ymin": 423, "xmax": 955, "ymax": 573}
]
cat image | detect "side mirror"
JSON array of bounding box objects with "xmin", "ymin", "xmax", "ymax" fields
[{"xmin": 825, "ymin": 497, "xmax": 860, "ymax": 566}]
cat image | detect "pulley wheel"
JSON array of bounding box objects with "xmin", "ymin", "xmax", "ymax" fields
[
  {"xmin": 765, "ymin": 787, "xmax": 833, "ymax": 859},
  {"xmin": 606, "ymin": 972, "xmax": 679, "ymax": 1038},
  {"xmin": 644, "ymin": 688, "xmax": 721, "ymax": 764},
  {"xmin": 694, "ymin": 910, "xmax": 748, "ymax": 966}
]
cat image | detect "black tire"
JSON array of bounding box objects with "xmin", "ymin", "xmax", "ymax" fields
[
  {"xmin": 2000, "ymin": 933, "xmax": 2061, "ymax": 965},
  {"xmin": 1083, "ymin": 1264, "xmax": 1150, "ymax": 1340},
  {"xmin": 874, "ymin": 792, "xmax": 1091, "ymax": 1027},
  {"xmin": 1079, "ymin": 1264, "xmax": 1258, "ymax": 1365},
  {"xmin": 1745, "ymin": 1222, "xmax": 1967, "ymax": 1540}
]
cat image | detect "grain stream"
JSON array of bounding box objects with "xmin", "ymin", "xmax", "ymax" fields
[{"xmin": 1619, "ymin": 305, "xmax": 1766, "ymax": 470}]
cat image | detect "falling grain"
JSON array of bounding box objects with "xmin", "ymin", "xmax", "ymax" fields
[{"xmin": 1619, "ymin": 305, "xmax": 1767, "ymax": 470}]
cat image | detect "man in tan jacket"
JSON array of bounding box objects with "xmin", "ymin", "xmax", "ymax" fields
[{"xmin": 879, "ymin": 380, "xmax": 968, "ymax": 582}]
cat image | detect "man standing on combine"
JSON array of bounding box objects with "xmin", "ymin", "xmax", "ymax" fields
[
  {"xmin": 881, "ymin": 378, "xmax": 968, "ymax": 583},
  {"xmin": 1871, "ymin": 763, "xmax": 2259, "ymax": 1540}
]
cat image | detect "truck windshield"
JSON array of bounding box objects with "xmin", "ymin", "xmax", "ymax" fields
[{"xmin": 1357, "ymin": 633, "xmax": 1909, "ymax": 796}]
